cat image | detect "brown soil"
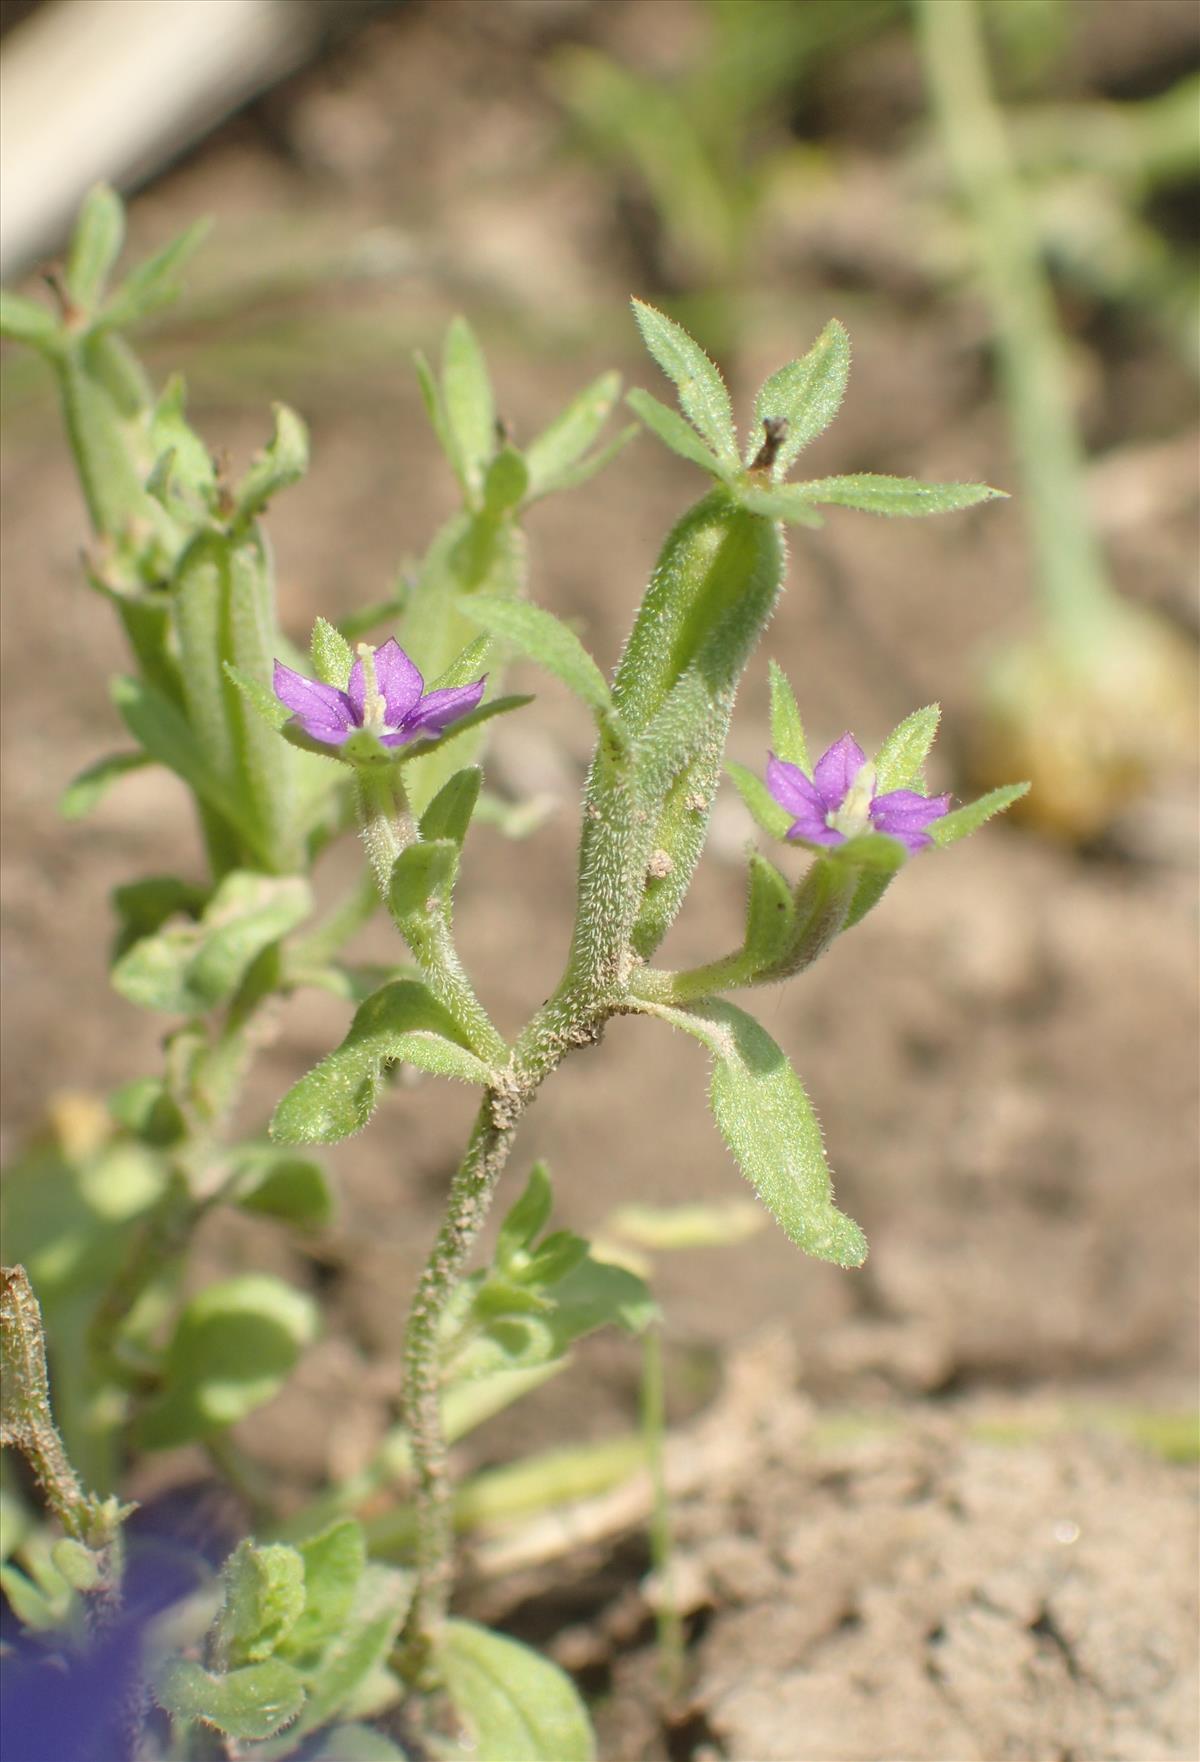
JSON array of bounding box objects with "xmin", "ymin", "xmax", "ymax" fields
[{"xmin": 2, "ymin": 4, "xmax": 1197, "ymax": 1759}]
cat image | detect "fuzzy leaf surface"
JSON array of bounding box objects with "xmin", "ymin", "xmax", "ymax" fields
[
  {"xmin": 65, "ymin": 184, "xmax": 124, "ymax": 309},
  {"xmin": 789, "ymin": 474, "xmax": 1006, "ymax": 517},
  {"xmin": 768, "ymin": 660, "xmax": 810, "ymax": 771},
  {"xmin": 270, "ymin": 980, "xmax": 492, "ymax": 1143},
  {"xmin": 111, "ymin": 873, "xmax": 312, "ymax": 1015},
  {"xmin": 753, "ymin": 319, "xmax": 851, "ymax": 476},
  {"xmin": 726, "ymin": 760, "xmax": 792, "ymax": 840},
  {"xmin": 466, "ymin": 595, "xmax": 613, "ymax": 715},
  {"xmin": 155, "ymin": 1658, "xmax": 305, "ymax": 1742},
  {"xmin": 874, "ymin": 704, "xmax": 941, "ymax": 793},
  {"xmin": 59, "ymin": 750, "xmax": 153, "ymax": 819},
  {"xmin": 524, "ymin": 370, "xmax": 621, "ymax": 498},
  {"xmin": 625, "ymin": 388, "xmax": 723, "ymax": 475},
  {"xmin": 437, "ymin": 1620, "xmax": 595, "ymax": 1762},
  {"xmin": 631, "ymin": 299, "xmax": 737, "ymax": 466},
  {"xmin": 215, "ymin": 1540, "xmax": 306, "ymax": 1667},
  {"xmin": 442, "ymin": 317, "xmax": 496, "ymax": 497},
  {"xmin": 931, "ymin": 781, "xmax": 1030, "ymax": 845},
  {"xmin": 643, "ymin": 1000, "xmax": 867, "ymax": 1267}
]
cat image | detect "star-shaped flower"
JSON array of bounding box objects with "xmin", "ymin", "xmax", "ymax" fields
[
  {"xmin": 767, "ymin": 733, "xmax": 951, "ymax": 853},
  {"xmin": 273, "ymin": 638, "xmax": 485, "ymax": 750}
]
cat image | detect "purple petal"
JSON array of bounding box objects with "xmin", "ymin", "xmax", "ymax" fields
[
  {"xmin": 273, "ymin": 661, "xmax": 356, "ymax": 729},
  {"xmin": 787, "ymin": 814, "xmax": 845, "ymax": 847},
  {"xmin": 766, "ymin": 753, "xmax": 825, "ymax": 818},
  {"xmin": 871, "ymin": 789, "xmax": 952, "ymax": 852},
  {"xmin": 812, "ymin": 734, "xmax": 867, "ymax": 811},
  {"xmin": 374, "ymin": 638, "xmax": 424, "ymax": 723},
  {"xmin": 403, "ymin": 678, "xmax": 487, "ymax": 737},
  {"xmin": 292, "ymin": 718, "xmax": 355, "ymax": 746}
]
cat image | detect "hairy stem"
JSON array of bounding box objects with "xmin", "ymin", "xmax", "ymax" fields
[{"xmin": 400, "ymin": 1096, "xmax": 521, "ymax": 1680}]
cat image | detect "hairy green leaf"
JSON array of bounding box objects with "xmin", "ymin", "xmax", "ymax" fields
[
  {"xmin": 743, "ymin": 852, "xmax": 795, "ymax": 968},
  {"xmin": 229, "ymin": 1148, "xmax": 335, "ymax": 1230},
  {"xmin": 155, "ymin": 1657, "xmax": 305, "ymax": 1742},
  {"xmin": 65, "ymin": 184, "xmax": 125, "ymax": 310},
  {"xmin": 736, "ymin": 483, "xmax": 825, "ymax": 526},
  {"xmin": 215, "ymin": 1540, "xmax": 306, "ymax": 1667},
  {"xmin": 419, "ymin": 767, "xmax": 482, "ymax": 846},
  {"xmin": 496, "ymin": 1163, "xmax": 554, "ymax": 1265},
  {"xmin": 483, "ymin": 446, "xmax": 529, "ymax": 517},
  {"xmin": 752, "ymin": 319, "xmax": 851, "ymax": 477},
  {"xmin": 466, "ymin": 595, "xmax": 613, "ymax": 715},
  {"xmin": 0, "ymin": 289, "xmax": 57, "ymax": 349},
  {"xmin": 233, "ymin": 404, "xmax": 309, "ymax": 523},
  {"xmin": 101, "ymin": 217, "xmax": 210, "ymax": 328},
  {"xmin": 442, "ymin": 317, "xmax": 496, "ymax": 498},
  {"xmin": 311, "ymin": 616, "xmax": 353, "ymax": 688},
  {"xmin": 524, "ymin": 370, "xmax": 621, "ymax": 498},
  {"xmin": 285, "ymin": 1520, "xmax": 366, "ymax": 1657},
  {"xmin": 625, "ymin": 388, "xmax": 723, "ymax": 476},
  {"xmin": 631, "ymin": 299, "xmax": 737, "ymax": 466},
  {"xmin": 59, "ymin": 750, "xmax": 153, "ymax": 820},
  {"xmin": 270, "ymin": 980, "xmax": 493, "ymax": 1144},
  {"xmin": 790, "ymin": 474, "xmax": 1007, "ymax": 517},
  {"xmin": 135, "ymin": 1275, "xmax": 318, "ymax": 1449},
  {"xmin": 438, "ymin": 1620, "xmax": 595, "ymax": 1762},
  {"xmin": 642, "ymin": 1000, "xmax": 867, "ymax": 1267}
]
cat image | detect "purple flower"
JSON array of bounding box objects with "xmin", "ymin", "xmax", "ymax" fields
[
  {"xmin": 273, "ymin": 637, "xmax": 485, "ymax": 750},
  {"xmin": 766, "ymin": 733, "xmax": 951, "ymax": 854}
]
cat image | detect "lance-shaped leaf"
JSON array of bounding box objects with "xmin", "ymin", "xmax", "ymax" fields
[
  {"xmin": 155, "ymin": 1657, "xmax": 306, "ymax": 1743},
  {"xmin": 625, "ymin": 388, "xmax": 723, "ymax": 476},
  {"xmin": 270, "ymin": 980, "xmax": 493, "ymax": 1144},
  {"xmin": 100, "ymin": 216, "xmax": 210, "ymax": 329},
  {"xmin": 148, "ymin": 373, "xmax": 217, "ymax": 508},
  {"xmin": 466, "ymin": 595, "xmax": 614, "ymax": 717},
  {"xmin": 639, "ymin": 999, "xmax": 867, "ymax": 1267},
  {"xmin": 111, "ymin": 872, "xmax": 312, "ymax": 1015},
  {"xmin": 874, "ymin": 704, "xmax": 941, "ymax": 793},
  {"xmin": 0, "ymin": 290, "xmax": 58, "ymax": 349},
  {"xmin": 768, "ymin": 660, "xmax": 810, "ymax": 772},
  {"xmin": 442, "ymin": 316, "xmax": 496, "ymax": 499},
  {"xmin": 59, "ymin": 750, "xmax": 153, "ymax": 820},
  {"xmin": 215, "ymin": 1540, "xmax": 306, "ymax": 1667},
  {"xmin": 787, "ymin": 474, "xmax": 1006, "ymax": 517},
  {"xmin": 419, "ymin": 766, "xmax": 482, "ymax": 846},
  {"xmin": 135, "ymin": 1274, "xmax": 318, "ymax": 1449},
  {"xmin": 752, "ymin": 319, "xmax": 851, "ymax": 478},
  {"xmin": 736, "ymin": 483, "xmax": 825, "ymax": 526},
  {"xmin": 495, "ymin": 1163, "xmax": 554, "ymax": 1266},
  {"xmin": 233, "ymin": 404, "xmax": 309, "ymax": 524},
  {"xmin": 65, "ymin": 184, "xmax": 125, "ymax": 311},
  {"xmin": 438, "ymin": 1620, "xmax": 596, "ymax": 1762},
  {"xmin": 524, "ymin": 369, "xmax": 622, "ymax": 499},
  {"xmin": 931, "ymin": 781, "xmax": 1030, "ymax": 846},
  {"xmin": 631, "ymin": 299, "xmax": 737, "ymax": 468}
]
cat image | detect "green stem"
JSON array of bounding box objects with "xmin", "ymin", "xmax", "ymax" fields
[
  {"xmin": 916, "ymin": 0, "xmax": 1117, "ymax": 646},
  {"xmin": 399, "ymin": 1098, "xmax": 521, "ymax": 1680},
  {"xmin": 355, "ymin": 767, "xmax": 414, "ymax": 895}
]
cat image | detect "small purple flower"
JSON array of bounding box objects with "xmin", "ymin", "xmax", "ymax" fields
[
  {"xmin": 767, "ymin": 733, "xmax": 951, "ymax": 854},
  {"xmin": 273, "ymin": 637, "xmax": 485, "ymax": 750}
]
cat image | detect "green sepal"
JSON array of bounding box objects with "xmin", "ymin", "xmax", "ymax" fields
[
  {"xmin": 524, "ymin": 369, "xmax": 622, "ymax": 500},
  {"xmin": 767, "ymin": 660, "xmax": 810, "ymax": 771},
  {"xmin": 65, "ymin": 183, "xmax": 125, "ymax": 311},
  {"xmin": 822, "ymin": 831, "xmax": 908, "ymax": 874},
  {"xmin": 639, "ymin": 999, "xmax": 867, "ymax": 1268},
  {"xmin": 437, "ymin": 1619, "xmax": 596, "ymax": 1762},
  {"xmin": 931, "ymin": 781, "xmax": 1030, "ymax": 846},
  {"xmin": 311, "ymin": 616, "xmax": 353, "ymax": 688},
  {"xmin": 752, "ymin": 318, "xmax": 851, "ymax": 477},
  {"xmin": 134, "ymin": 1274, "xmax": 318, "ymax": 1449},
  {"xmin": 788, "ymin": 474, "xmax": 1007, "ymax": 517},
  {"xmin": 224, "ymin": 660, "xmax": 289, "ymax": 730},
  {"xmin": 270, "ymin": 980, "xmax": 494, "ymax": 1144},
  {"xmin": 154, "ymin": 1657, "xmax": 306, "ymax": 1743},
  {"xmin": 743, "ymin": 852, "xmax": 796, "ymax": 969},
  {"xmin": 726, "ymin": 760, "xmax": 791, "ymax": 840},
  {"xmin": 214, "ymin": 1539, "xmax": 306, "ymax": 1667},
  {"xmin": 0, "ymin": 289, "xmax": 58, "ymax": 350},
  {"xmin": 100, "ymin": 217, "xmax": 210, "ymax": 329},
  {"xmin": 59, "ymin": 750, "xmax": 153, "ymax": 820},
  {"xmin": 625, "ymin": 388, "xmax": 723, "ymax": 477},
  {"xmin": 466, "ymin": 594, "xmax": 614, "ymax": 717},
  {"xmin": 631, "ymin": 298, "xmax": 737, "ymax": 468},
  {"xmin": 428, "ymin": 634, "xmax": 491, "ymax": 691},
  {"xmin": 110, "ymin": 872, "xmax": 312, "ymax": 1015},
  {"xmin": 232, "ymin": 404, "xmax": 309, "ymax": 524},
  {"xmin": 874, "ymin": 704, "xmax": 941, "ymax": 792}
]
